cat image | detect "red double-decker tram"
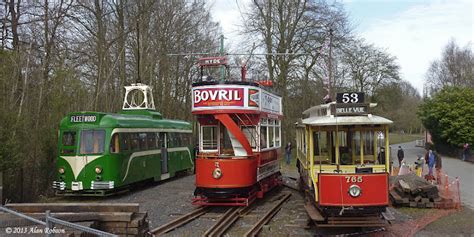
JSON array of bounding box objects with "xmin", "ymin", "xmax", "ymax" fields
[{"xmin": 191, "ymin": 57, "xmax": 283, "ymax": 206}]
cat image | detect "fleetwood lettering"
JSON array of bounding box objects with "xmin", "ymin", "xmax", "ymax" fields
[
  {"xmin": 194, "ymin": 88, "xmax": 244, "ymax": 107},
  {"xmin": 70, "ymin": 115, "xmax": 97, "ymax": 123}
]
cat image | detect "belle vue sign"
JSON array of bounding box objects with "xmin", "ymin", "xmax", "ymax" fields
[{"xmin": 332, "ymin": 92, "xmax": 369, "ymax": 116}]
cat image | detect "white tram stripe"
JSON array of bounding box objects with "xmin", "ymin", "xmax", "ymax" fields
[
  {"xmin": 121, "ymin": 147, "xmax": 192, "ymax": 182},
  {"xmin": 60, "ymin": 147, "xmax": 192, "ymax": 182},
  {"xmin": 61, "ymin": 155, "xmax": 102, "ymax": 180}
]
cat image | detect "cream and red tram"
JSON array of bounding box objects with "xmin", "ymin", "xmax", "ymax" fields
[
  {"xmin": 192, "ymin": 56, "xmax": 283, "ymax": 206},
  {"xmin": 296, "ymin": 92, "xmax": 393, "ymax": 226}
]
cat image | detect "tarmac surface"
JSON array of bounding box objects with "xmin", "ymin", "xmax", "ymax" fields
[{"xmin": 390, "ymin": 141, "xmax": 474, "ymax": 210}]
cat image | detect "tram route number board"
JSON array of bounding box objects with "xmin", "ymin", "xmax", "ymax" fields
[{"xmin": 336, "ymin": 92, "xmax": 365, "ymax": 104}]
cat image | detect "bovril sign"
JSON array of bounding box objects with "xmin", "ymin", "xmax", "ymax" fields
[{"xmin": 193, "ymin": 88, "xmax": 244, "ymax": 107}]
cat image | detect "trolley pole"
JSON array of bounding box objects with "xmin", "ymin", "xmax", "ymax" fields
[
  {"xmin": 328, "ymin": 28, "xmax": 333, "ymax": 101},
  {"xmin": 220, "ymin": 35, "xmax": 225, "ymax": 82}
]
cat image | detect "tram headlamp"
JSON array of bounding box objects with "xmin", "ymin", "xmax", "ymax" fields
[
  {"xmin": 95, "ymin": 166, "xmax": 102, "ymax": 174},
  {"xmin": 348, "ymin": 184, "xmax": 361, "ymax": 197},
  {"xmin": 212, "ymin": 168, "xmax": 222, "ymax": 179},
  {"xmin": 58, "ymin": 167, "xmax": 65, "ymax": 174}
]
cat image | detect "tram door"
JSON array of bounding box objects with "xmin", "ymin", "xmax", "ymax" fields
[{"xmin": 159, "ymin": 132, "xmax": 168, "ymax": 174}]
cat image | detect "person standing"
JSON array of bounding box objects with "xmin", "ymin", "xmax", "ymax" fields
[
  {"xmin": 377, "ymin": 147, "xmax": 386, "ymax": 164},
  {"xmin": 427, "ymin": 149, "xmax": 435, "ymax": 176},
  {"xmin": 397, "ymin": 146, "xmax": 405, "ymax": 167},
  {"xmin": 463, "ymin": 143, "xmax": 469, "ymax": 161},
  {"xmin": 285, "ymin": 142, "xmax": 292, "ymax": 165}
]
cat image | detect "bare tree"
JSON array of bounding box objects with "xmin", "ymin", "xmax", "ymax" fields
[
  {"xmin": 425, "ymin": 39, "xmax": 474, "ymax": 95},
  {"xmin": 341, "ymin": 38, "xmax": 400, "ymax": 95}
]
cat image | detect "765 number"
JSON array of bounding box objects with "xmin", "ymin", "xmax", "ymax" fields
[{"xmin": 345, "ymin": 176, "xmax": 363, "ymax": 183}]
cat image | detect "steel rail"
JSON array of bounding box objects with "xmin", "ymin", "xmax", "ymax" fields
[
  {"xmin": 203, "ymin": 205, "xmax": 253, "ymax": 237},
  {"xmin": 244, "ymin": 193, "xmax": 292, "ymax": 237},
  {"xmin": 149, "ymin": 206, "xmax": 209, "ymax": 236}
]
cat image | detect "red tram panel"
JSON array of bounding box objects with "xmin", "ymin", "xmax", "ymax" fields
[
  {"xmin": 195, "ymin": 158, "xmax": 257, "ymax": 188},
  {"xmin": 318, "ymin": 173, "xmax": 389, "ymax": 206}
]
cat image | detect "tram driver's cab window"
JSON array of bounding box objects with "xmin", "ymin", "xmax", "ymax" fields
[
  {"xmin": 335, "ymin": 131, "xmax": 352, "ymax": 165},
  {"xmin": 363, "ymin": 131, "xmax": 375, "ymax": 164},
  {"xmin": 352, "ymin": 131, "xmax": 361, "ymax": 164},
  {"xmin": 376, "ymin": 130, "xmax": 386, "ymax": 165},
  {"xmin": 80, "ymin": 129, "xmax": 105, "ymax": 154},
  {"xmin": 313, "ymin": 131, "xmax": 330, "ymax": 164},
  {"xmin": 201, "ymin": 125, "xmax": 217, "ymax": 151}
]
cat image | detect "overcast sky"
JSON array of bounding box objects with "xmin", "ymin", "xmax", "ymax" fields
[{"xmin": 211, "ymin": 0, "xmax": 473, "ymax": 94}]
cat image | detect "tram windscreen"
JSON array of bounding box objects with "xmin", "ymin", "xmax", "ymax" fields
[
  {"xmin": 62, "ymin": 131, "xmax": 76, "ymax": 146},
  {"xmin": 61, "ymin": 131, "xmax": 76, "ymax": 154},
  {"xmin": 80, "ymin": 130, "xmax": 105, "ymax": 154}
]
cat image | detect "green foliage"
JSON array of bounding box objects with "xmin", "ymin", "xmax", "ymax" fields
[
  {"xmin": 372, "ymin": 81, "xmax": 422, "ymax": 133},
  {"xmin": 418, "ymin": 87, "xmax": 474, "ymax": 147}
]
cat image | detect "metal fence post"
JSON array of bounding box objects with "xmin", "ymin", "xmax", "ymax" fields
[{"xmin": 45, "ymin": 210, "xmax": 53, "ymax": 237}]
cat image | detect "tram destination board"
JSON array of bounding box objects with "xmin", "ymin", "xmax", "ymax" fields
[{"xmin": 331, "ymin": 103, "xmax": 369, "ymax": 116}]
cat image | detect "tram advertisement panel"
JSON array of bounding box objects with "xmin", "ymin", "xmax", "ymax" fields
[
  {"xmin": 193, "ymin": 87, "xmax": 244, "ymax": 107},
  {"xmin": 192, "ymin": 85, "xmax": 283, "ymax": 116}
]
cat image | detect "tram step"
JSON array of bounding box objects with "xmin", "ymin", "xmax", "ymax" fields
[{"xmin": 304, "ymin": 203, "xmax": 324, "ymax": 221}]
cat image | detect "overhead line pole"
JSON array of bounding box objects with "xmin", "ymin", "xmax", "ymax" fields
[{"xmin": 220, "ymin": 35, "xmax": 225, "ymax": 82}]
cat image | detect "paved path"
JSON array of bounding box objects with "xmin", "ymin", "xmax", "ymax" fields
[{"xmin": 390, "ymin": 141, "xmax": 474, "ymax": 209}]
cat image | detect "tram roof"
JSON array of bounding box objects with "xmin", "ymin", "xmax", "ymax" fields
[
  {"xmin": 60, "ymin": 110, "xmax": 191, "ymax": 130},
  {"xmin": 301, "ymin": 102, "xmax": 393, "ymax": 126},
  {"xmin": 301, "ymin": 114, "xmax": 393, "ymax": 126}
]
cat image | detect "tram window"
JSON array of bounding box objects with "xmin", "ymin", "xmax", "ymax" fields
[
  {"xmin": 202, "ymin": 126, "xmax": 217, "ymax": 150},
  {"xmin": 313, "ymin": 132, "xmax": 320, "ymax": 156},
  {"xmin": 320, "ymin": 132, "xmax": 329, "ymax": 156},
  {"xmin": 120, "ymin": 133, "xmax": 130, "ymax": 151},
  {"xmin": 130, "ymin": 133, "xmax": 140, "ymax": 150},
  {"xmin": 157, "ymin": 133, "xmax": 166, "ymax": 148},
  {"xmin": 376, "ymin": 130, "xmax": 386, "ymax": 164},
  {"xmin": 147, "ymin": 133, "xmax": 156, "ymax": 149},
  {"xmin": 167, "ymin": 133, "xmax": 176, "ymax": 148},
  {"xmin": 242, "ymin": 126, "xmax": 257, "ymax": 149},
  {"xmin": 275, "ymin": 126, "xmax": 281, "ymax": 147},
  {"xmin": 62, "ymin": 131, "xmax": 76, "ymax": 146},
  {"xmin": 352, "ymin": 131, "xmax": 361, "ymax": 163},
  {"xmin": 260, "ymin": 126, "xmax": 268, "ymax": 149},
  {"xmin": 80, "ymin": 130, "xmax": 105, "ymax": 154},
  {"xmin": 363, "ymin": 131, "xmax": 375, "ymax": 164},
  {"xmin": 220, "ymin": 127, "xmax": 234, "ymax": 155},
  {"xmin": 363, "ymin": 131, "xmax": 374, "ymax": 155},
  {"xmin": 269, "ymin": 126, "xmax": 274, "ymax": 148},
  {"xmin": 180, "ymin": 133, "xmax": 191, "ymax": 146},
  {"xmin": 334, "ymin": 131, "xmax": 347, "ymax": 147},
  {"xmin": 110, "ymin": 134, "xmax": 120, "ymax": 153},
  {"xmin": 138, "ymin": 133, "xmax": 147, "ymax": 150},
  {"xmin": 313, "ymin": 131, "xmax": 330, "ymax": 163}
]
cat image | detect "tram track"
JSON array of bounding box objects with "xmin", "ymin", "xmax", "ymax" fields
[
  {"xmin": 148, "ymin": 206, "xmax": 210, "ymax": 236},
  {"xmin": 148, "ymin": 191, "xmax": 292, "ymax": 237}
]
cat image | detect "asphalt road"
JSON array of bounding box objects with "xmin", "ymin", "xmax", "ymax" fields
[{"xmin": 390, "ymin": 141, "xmax": 474, "ymax": 209}]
